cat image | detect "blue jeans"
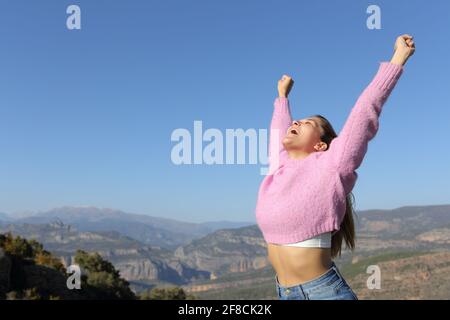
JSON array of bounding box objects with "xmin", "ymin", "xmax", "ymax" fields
[{"xmin": 275, "ymin": 261, "xmax": 358, "ymax": 300}]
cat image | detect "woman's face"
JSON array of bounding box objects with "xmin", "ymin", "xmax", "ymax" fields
[{"xmin": 282, "ymin": 117, "xmax": 325, "ymax": 152}]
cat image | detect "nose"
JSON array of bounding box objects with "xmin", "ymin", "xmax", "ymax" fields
[{"xmin": 292, "ymin": 120, "xmax": 300, "ymax": 127}]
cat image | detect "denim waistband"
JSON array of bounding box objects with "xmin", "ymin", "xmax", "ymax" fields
[{"xmin": 275, "ymin": 261, "xmax": 344, "ymax": 293}]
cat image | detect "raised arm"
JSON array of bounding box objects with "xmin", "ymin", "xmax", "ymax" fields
[
  {"xmin": 268, "ymin": 75, "xmax": 294, "ymax": 174},
  {"xmin": 322, "ymin": 35, "xmax": 415, "ymax": 178}
]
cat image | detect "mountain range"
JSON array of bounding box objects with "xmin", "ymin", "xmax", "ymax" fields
[
  {"xmin": 1, "ymin": 204, "xmax": 449, "ymax": 299},
  {"xmin": 2, "ymin": 206, "xmax": 253, "ymax": 250}
]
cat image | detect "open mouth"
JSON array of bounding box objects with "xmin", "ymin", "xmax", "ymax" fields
[{"xmin": 288, "ymin": 128, "xmax": 300, "ymax": 135}]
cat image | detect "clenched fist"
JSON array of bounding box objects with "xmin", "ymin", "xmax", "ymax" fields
[
  {"xmin": 278, "ymin": 75, "xmax": 294, "ymax": 98},
  {"xmin": 391, "ymin": 34, "xmax": 416, "ymax": 66}
]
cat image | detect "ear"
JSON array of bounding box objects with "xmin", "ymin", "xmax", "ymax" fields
[{"xmin": 314, "ymin": 142, "xmax": 328, "ymax": 151}]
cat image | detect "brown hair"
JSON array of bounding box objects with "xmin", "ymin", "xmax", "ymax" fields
[{"xmin": 311, "ymin": 114, "xmax": 357, "ymax": 258}]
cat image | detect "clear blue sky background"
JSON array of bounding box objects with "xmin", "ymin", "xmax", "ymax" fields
[{"xmin": 0, "ymin": 0, "xmax": 449, "ymax": 222}]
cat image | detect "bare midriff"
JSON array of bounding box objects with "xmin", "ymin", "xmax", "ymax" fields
[{"xmin": 267, "ymin": 243, "xmax": 333, "ymax": 287}]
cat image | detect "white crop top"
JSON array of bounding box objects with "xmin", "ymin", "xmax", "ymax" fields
[{"xmin": 281, "ymin": 231, "xmax": 333, "ymax": 248}]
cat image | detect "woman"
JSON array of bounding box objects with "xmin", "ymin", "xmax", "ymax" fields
[{"xmin": 255, "ymin": 34, "xmax": 415, "ymax": 300}]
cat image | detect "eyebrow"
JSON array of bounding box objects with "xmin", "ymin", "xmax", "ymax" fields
[{"xmin": 304, "ymin": 118, "xmax": 317, "ymax": 127}]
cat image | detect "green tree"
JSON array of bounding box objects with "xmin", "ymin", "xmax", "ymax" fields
[
  {"xmin": 1, "ymin": 233, "xmax": 34, "ymax": 258},
  {"xmin": 139, "ymin": 287, "xmax": 197, "ymax": 300},
  {"xmin": 35, "ymin": 251, "xmax": 66, "ymax": 273},
  {"xmin": 1, "ymin": 234, "xmax": 137, "ymax": 300},
  {"xmin": 74, "ymin": 250, "xmax": 136, "ymax": 300},
  {"xmin": 23, "ymin": 287, "xmax": 41, "ymax": 300}
]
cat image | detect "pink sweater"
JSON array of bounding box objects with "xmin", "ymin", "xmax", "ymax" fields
[{"xmin": 255, "ymin": 62, "xmax": 404, "ymax": 244}]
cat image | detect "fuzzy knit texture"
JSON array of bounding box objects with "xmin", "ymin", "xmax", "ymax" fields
[{"xmin": 255, "ymin": 61, "xmax": 404, "ymax": 244}]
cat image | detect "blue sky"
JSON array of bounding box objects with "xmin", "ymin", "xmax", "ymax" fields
[{"xmin": 0, "ymin": 0, "xmax": 449, "ymax": 222}]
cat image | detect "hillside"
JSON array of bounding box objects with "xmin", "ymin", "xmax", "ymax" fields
[
  {"xmin": 11, "ymin": 206, "xmax": 253, "ymax": 250},
  {"xmin": 1, "ymin": 204, "xmax": 449, "ymax": 299}
]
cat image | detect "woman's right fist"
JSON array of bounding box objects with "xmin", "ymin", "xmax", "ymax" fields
[
  {"xmin": 391, "ymin": 34, "xmax": 416, "ymax": 66},
  {"xmin": 278, "ymin": 74, "xmax": 294, "ymax": 98}
]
